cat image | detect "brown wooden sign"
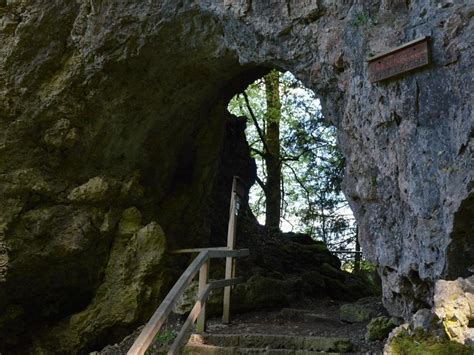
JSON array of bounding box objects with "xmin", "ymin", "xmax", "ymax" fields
[{"xmin": 368, "ymin": 36, "xmax": 431, "ymax": 82}]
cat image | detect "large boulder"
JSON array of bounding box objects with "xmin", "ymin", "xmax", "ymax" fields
[
  {"xmin": 433, "ymin": 276, "xmax": 474, "ymax": 345},
  {"xmin": 35, "ymin": 221, "xmax": 168, "ymax": 352}
]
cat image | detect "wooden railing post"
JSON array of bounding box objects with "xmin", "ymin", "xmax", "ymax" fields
[
  {"xmin": 196, "ymin": 259, "xmax": 209, "ymax": 333},
  {"xmin": 128, "ymin": 247, "xmax": 249, "ymax": 355},
  {"xmin": 128, "ymin": 177, "xmax": 248, "ymax": 354},
  {"xmin": 223, "ymin": 176, "xmax": 245, "ymax": 324}
]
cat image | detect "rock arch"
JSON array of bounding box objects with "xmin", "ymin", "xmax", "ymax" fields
[{"xmin": 0, "ymin": 0, "xmax": 472, "ymax": 351}]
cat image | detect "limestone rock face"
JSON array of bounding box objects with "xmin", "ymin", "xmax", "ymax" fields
[
  {"xmin": 0, "ymin": 0, "xmax": 472, "ymax": 352},
  {"xmin": 34, "ymin": 221, "xmax": 167, "ymax": 353},
  {"xmin": 434, "ymin": 276, "xmax": 474, "ymax": 345}
]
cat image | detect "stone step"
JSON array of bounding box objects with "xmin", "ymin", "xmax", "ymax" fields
[
  {"xmin": 183, "ymin": 343, "xmax": 342, "ymax": 354},
  {"xmin": 186, "ymin": 333, "xmax": 353, "ymax": 353},
  {"xmin": 277, "ymin": 308, "xmax": 341, "ymax": 324}
]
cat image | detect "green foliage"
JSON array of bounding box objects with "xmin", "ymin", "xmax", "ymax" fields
[
  {"xmin": 145, "ymin": 329, "xmax": 178, "ymax": 355},
  {"xmin": 156, "ymin": 329, "xmax": 176, "ymax": 344},
  {"xmin": 390, "ymin": 329, "xmax": 474, "ymax": 355},
  {"xmin": 228, "ymin": 71, "xmax": 357, "ymax": 255},
  {"xmin": 371, "ymin": 175, "xmax": 377, "ymax": 186},
  {"xmin": 353, "ymin": 12, "xmax": 378, "ymax": 27},
  {"xmin": 145, "ymin": 329, "xmax": 176, "ymax": 355},
  {"xmin": 342, "ymin": 260, "xmax": 376, "ymax": 273}
]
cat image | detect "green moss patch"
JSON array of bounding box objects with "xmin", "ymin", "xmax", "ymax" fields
[{"xmin": 390, "ymin": 330, "xmax": 474, "ymax": 355}]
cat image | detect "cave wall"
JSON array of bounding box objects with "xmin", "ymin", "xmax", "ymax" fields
[{"xmin": 0, "ymin": 0, "xmax": 472, "ymax": 352}]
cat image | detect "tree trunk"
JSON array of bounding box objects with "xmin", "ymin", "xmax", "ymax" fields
[{"xmin": 264, "ymin": 70, "xmax": 281, "ymax": 232}]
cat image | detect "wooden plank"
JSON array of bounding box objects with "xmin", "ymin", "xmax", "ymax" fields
[
  {"xmin": 168, "ymin": 285, "xmax": 212, "ymax": 355},
  {"xmin": 368, "ymin": 36, "xmax": 430, "ymax": 82},
  {"xmin": 172, "ymin": 248, "xmax": 249, "ymax": 258},
  {"xmin": 167, "ymin": 277, "xmax": 245, "ymax": 355},
  {"xmin": 127, "ymin": 251, "xmax": 209, "ymax": 355},
  {"xmin": 209, "ymin": 277, "xmax": 244, "ymax": 290},
  {"xmin": 195, "ymin": 259, "xmax": 209, "ymax": 333},
  {"xmin": 222, "ymin": 257, "xmax": 234, "ymax": 324},
  {"xmin": 172, "ymin": 247, "xmax": 228, "ymax": 254},
  {"xmin": 208, "ymin": 248, "xmax": 249, "ymax": 258}
]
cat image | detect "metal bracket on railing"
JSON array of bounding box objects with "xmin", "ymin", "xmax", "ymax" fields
[{"xmin": 235, "ymin": 197, "xmax": 241, "ymax": 216}]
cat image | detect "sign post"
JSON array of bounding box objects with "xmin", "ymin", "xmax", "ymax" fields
[{"xmin": 222, "ymin": 176, "xmax": 245, "ymax": 324}]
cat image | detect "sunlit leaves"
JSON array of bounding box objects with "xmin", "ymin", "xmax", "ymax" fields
[{"xmin": 228, "ymin": 71, "xmax": 355, "ymax": 252}]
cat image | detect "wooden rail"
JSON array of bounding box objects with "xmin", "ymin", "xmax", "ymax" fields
[
  {"xmin": 127, "ymin": 248, "xmax": 249, "ymax": 355},
  {"xmin": 168, "ymin": 276, "xmax": 244, "ymax": 354},
  {"xmin": 128, "ymin": 176, "xmax": 248, "ymax": 355}
]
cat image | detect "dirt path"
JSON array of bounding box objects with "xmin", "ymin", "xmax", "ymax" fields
[
  {"xmin": 98, "ymin": 300, "xmax": 386, "ymax": 354},
  {"xmin": 204, "ymin": 300, "xmax": 385, "ymax": 354}
]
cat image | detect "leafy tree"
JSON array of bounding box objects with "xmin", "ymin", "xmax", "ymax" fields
[
  {"xmin": 228, "ymin": 71, "xmax": 357, "ymax": 254},
  {"xmin": 262, "ymin": 70, "xmax": 282, "ymax": 232}
]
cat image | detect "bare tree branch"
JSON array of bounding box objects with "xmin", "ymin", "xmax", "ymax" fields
[
  {"xmin": 250, "ymin": 147, "xmax": 266, "ymax": 158},
  {"xmin": 282, "ymin": 161, "xmax": 314, "ymax": 229},
  {"xmin": 243, "ymin": 91, "xmax": 271, "ymax": 156},
  {"xmin": 280, "ymin": 151, "xmax": 306, "ymax": 162},
  {"xmin": 255, "ymin": 175, "xmax": 267, "ymax": 194},
  {"xmin": 281, "ymin": 215, "xmax": 295, "ymax": 231}
]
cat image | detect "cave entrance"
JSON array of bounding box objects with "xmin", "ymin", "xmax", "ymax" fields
[
  {"xmin": 446, "ymin": 193, "xmax": 474, "ymax": 279},
  {"xmin": 225, "ymin": 69, "xmax": 363, "ymax": 272}
]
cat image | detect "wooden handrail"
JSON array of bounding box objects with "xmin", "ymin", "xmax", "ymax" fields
[
  {"xmin": 168, "ymin": 277, "xmax": 244, "ymax": 354},
  {"xmin": 129, "ymin": 176, "xmax": 248, "ymax": 355},
  {"xmin": 127, "ymin": 249, "xmax": 248, "ymax": 355},
  {"xmin": 127, "ymin": 251, "xmax": 209, "ymax": 354},
  {"xmin": 173, "ymin": 248, "xmax": 250, "ymax": 258}
]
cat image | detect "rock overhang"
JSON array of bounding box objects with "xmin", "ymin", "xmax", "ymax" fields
[{"xmin": 0, "ymin": 0, "xmax": 472, "ymax": 351}]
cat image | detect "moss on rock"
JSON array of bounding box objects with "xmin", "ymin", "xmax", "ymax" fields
[
  {"xmin": 389, "ymin": 329, "xmax": 474, "ymax": 355},
  {"xmin": 340, "ymin": 302, "xmax": 378, "ymax": 323},
  {"xmin": 366, "ymin": 316, "xmax": 397, "ymax": 341},
  {"xmin": 34, "ymin": 221, "xmax": 168, "ymax": 352}
]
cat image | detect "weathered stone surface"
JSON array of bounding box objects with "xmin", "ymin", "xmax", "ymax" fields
[
  {"xmin": 34, "ymin": 221, "xmax": 167, "ymax": 352},
  {"xmin": 411, "ymin": 308, "xmax": 435, "ymax": 331},
  {"xmin": 383, "ymin": 323, "xmax": 410, "ymax": 355},
  {"xmin": 384, "ymin": 325, "xmax": 474, "ymax": 355},
  {"xmin": 339, "ymin": 296, "xmax": 385, "ymax": 323},
  {"xmin": 67, "ymin": 176, "xmax": 111, "ymax": 202},
  {"xmin": 433, "ymin": 276, "xmax": 474, "ymax": 345},
  {"xmin": 43, "ymin": 118, "xmax": 79, "ymax": 149},
  {"xmin": 340, "ymin": 303, "xmax": 377, "ymax": 323},
  {"xmin": 187, "ymin": 333, "xmax": 353, "ymax": 353},
  {"xmin": 366, "ymin": 316, "xmax": 397, "ymax": 341},
  {"xmin": 0, "ymin": 0, "xmax": 472, "ymax": 352}
]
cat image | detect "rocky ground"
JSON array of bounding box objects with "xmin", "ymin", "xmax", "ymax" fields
[{"xmin": 97, "ymin": 298, "xmax": 389, "ymax": 354}]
